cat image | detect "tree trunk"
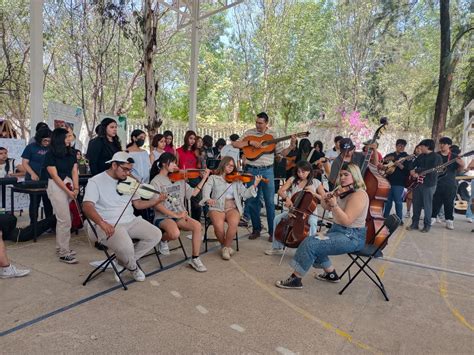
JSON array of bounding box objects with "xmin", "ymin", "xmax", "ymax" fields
[
  {"xmin": 143, "ymin": 0, "xmax": 161, "ymax": 143},
  {"xmin": 432, "ymin": 0, "xmax": 453, "ymax": 141}
]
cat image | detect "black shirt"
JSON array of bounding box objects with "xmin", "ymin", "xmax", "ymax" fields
[
  {"xmin": 383, "ymin": 151, "xmax": 410, "ymax": 186},
  {"xmin": 86, "ymin": 137, "xmax": 121, "ymax": 175},
  {"xmin": 44, "ymin": 151, "xmax": 77, "ymax": 180},
  {"xmin": 413, "ymin": 152, "xmax": 443, "ymax": 187},
  {"xmin": 436, "ymin": 152, "xmax": 459, "ymax": 186}
]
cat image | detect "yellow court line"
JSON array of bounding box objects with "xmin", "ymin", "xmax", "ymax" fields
[
  {"xmin": 377, "ymin": 228, "xmax": 408, "ymax": 279},
  {"xmin": 230, "ymin": 259, "xmax": 381, "ymax": 354},
  {"xmin": 439, "ymin": 229, "xmax": 474, "ymax": 332}
]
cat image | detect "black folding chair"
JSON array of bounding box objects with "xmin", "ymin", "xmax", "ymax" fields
[
  {"xmin": 141, "ymin": 208, "xmax": 188, "ymax": 264},
  {"xmin": 338, "ymin": 214, "xmax": 402, "ymax": 301},
  {"xmin": 82, "ymin": 218, "xmax": 129, "ymax": 291},
  {"xmin": 202, "ymin": 205, "xmax": 239, "ymax": 252}
]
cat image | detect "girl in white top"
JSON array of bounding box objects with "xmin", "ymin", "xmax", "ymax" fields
[
  {"xmin": 266, "ymin": 160, "xmax": 325, "ymax": 255},
  {"xmin": 200, "ymin": 156, "xmax": 262, "ymax": 260},
  {"xmin": 149, "ymin": 152, "xmax": 211, "ymax": 272},
  {"xmin": 149, "ymin": 133, "xmax": 166, "ymax": 164},
  {"xmin": 126, "ymin": 129, "xmax": 151, "ymax": 183}
]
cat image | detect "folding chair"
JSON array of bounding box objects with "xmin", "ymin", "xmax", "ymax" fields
[
  {"xmin": 82, "ymin": 218, "xmax": 129, "ymax": 291},
  {"xmin": 202, "ymin": 205, "xmax": 239, "ymax": 252},
  {"xmin": 338, "ymin": 214, "xmax": 402, "ymax": 301},
  {"xmin": 140, "ymin": 208, "xmax": 188, "ymax": 264}
]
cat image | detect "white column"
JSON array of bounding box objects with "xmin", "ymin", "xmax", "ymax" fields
[
  {"xmin": 30, "ymin": 0, "xmax": 44, "ymax": 134},
  {"xmin": 188, "ymin": 0, "xmax": 200, "ymax": 132}
]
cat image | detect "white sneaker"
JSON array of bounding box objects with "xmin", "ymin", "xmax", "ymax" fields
[
  {"xmin": 436, "ymin": 217, "xmax": 443, "ymax": 223},
  {"xmin": 131, "ymin": 267, "xmax": 146, "ymax": 282},
  {"xmin": 189, "ymin": 257, "xmax": 207, "ymax": 272},
  {"xmin": 264, "ymin": 248, "xmax": 284, "ymax": 255},
  {"xmin": 56, "ymin": 249, "xmax": 76, "ymax": 256},
  {"xmin": 221, "ymin": 247, "xmax": 231, "ymax": 260},
  {"xmin": 159, "ymin": 241, "xmax": 170, "ymax": 256},
  {"xmin": 446, "ymin": 220, "xmax": 454, "ymax": 230},
  {"xmin": 430, "ymin": 218, "xmax": 436, "ymax": 226},
  {"xmin": 0, "ymin": 264, "xmax": 30, "ymax": 278},
  {"xmin": 404, "ymin": 211, "xmax": 411, "ymax": 218},
  {"xmin": 467, "ymin": 218, "xmax": 473, "ymax": 224}
]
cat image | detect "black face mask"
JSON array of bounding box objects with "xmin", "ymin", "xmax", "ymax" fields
[{"xmin": 136, "ymin": 139, "xmax": 145, "ymax": 147}]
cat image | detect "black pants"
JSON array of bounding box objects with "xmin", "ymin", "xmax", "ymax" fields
[
  {"xmin": 29, "ymin": 193, "xmax": 53, "ymax": 224},
  {"xmin": 187, "ymin": 177, "xmax": 202, "ymax": 221},
  {"xmin": 432, "ymin": 183, "xmax": 457, "ymax": 221},
  {"xmin": 0, "ymin": 214, "xmax": 17, "ymax": 240}
]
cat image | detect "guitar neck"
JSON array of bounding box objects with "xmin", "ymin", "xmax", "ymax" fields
[
  {"xmin": 420, "ymin": 157, "xmax": 458, "ymax": 176},
  {"xmin": 264, "ymin": 134, "xmax": 295, "ymax": 145}
]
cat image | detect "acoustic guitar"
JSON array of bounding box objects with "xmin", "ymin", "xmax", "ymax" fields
[
  {"xmin": 241, "ymin": 131, "xmax": 309, "ymax": 161},
  {"xmin": 379, "ymin": 154, "xmax": 416, "ymax": 176},
  {"xmin": 454, "ymin": 194, "xmax": 468, "ymax": 215}
]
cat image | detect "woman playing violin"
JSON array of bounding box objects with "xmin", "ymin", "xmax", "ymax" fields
[
  {"xmin": 149, "ymin": 152, "xmax": 211, "ymax": 272},
  {"xmin": 199, "ymin": 157, "xmax": 262, "ymax": 260},
  {"xmin": 265, "ymin": 161, "xmax": 325, "ymax": 256},
  {"xmin": 276, "ymin": 163, "xmax": 369, "ymax": 289}
]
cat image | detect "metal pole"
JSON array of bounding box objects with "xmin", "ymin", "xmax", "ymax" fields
[
  {"xmin": 30, "ymin": 0, "xmax": 44, "ymax": 135},
  {"xmin": 188, "ymin": 0, "xmax": 200, "ymax": 132}
]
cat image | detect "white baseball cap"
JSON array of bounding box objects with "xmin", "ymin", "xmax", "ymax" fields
[{"xmin": 105, "ymin": 151, "xmax": 135, "ymax": 164}]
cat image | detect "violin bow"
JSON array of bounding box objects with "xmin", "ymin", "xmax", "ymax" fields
[{"xmin": 113, "ymin": 177, "xmax": 143, "ymax": 228}]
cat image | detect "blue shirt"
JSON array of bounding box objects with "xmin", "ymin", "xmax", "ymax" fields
[{"xmin": 21, "ymin": 143, "xmax": 49, "ymax": 180}]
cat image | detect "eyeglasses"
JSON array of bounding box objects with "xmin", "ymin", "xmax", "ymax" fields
[{"xmin": 118, "ymin": 165, "xmax": 132, "ymax": 173}]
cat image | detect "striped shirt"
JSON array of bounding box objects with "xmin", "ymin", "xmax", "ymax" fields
[{"xmin": 242, "ymin": 127, "xmax": 285, "ymax": 167}]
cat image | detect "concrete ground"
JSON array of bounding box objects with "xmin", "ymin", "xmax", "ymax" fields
[{"xmin": 1, "ymin": 212, "xmax": 473, "ymax": 354}]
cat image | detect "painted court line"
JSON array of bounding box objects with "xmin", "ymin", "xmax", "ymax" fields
[
  {"xmin": 170, "ymin": 290, "xmax": 183, "ymax": 298},
  {"xmin": 230, "ymin": 259, "xmax": 379, "ymax": 354},
  {"xmin": 196, "ymin": 305, "xmax": 209, "ymax": 314},
  {"xmin": 230, "ymin": 324, "xmax": 245, "ymax": 333},
  {"xmin": 0, "ymin": 258, "xmax": 186, "ymax": 337},
  {"xmin": 276, "ymin": 346, "xmax": 296, "ymax": 355}
]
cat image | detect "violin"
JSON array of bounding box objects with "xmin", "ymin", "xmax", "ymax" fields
[
  {"xmin": 323, "ymin": 184, "xmax": 355, "ymax": 202},
  {"xmin": 224, "ymin": 172, "xmax": 269, "ymax": 184},
  {"xmin": 168, "ymin": 169, "xmax": 203, "ymax": 182},
  {"xmin": 117, "ymin": 176, "xmax": 163, "ymax": 200},
  {"xmin": 65, "ymin": 182, "xmax": 83, "ymax": 230}
]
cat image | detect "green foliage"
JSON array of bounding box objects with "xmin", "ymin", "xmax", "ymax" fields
[{"xmin": 0, "ymin": 0, "xmax": 471, "ymax": 141}]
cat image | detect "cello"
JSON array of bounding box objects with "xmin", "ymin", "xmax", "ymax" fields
[
  {"xmin": 361, "ymin": 117, "xmax": 391, "ymax": 247},
  {"xmin": 274, "ymin": 180, "xmax": 318, "ymax": 248}
]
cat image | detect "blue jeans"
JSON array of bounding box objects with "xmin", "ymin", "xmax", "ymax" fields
[
  {"xmin": 466, "ymin": 180, "xmax": 474, "ymax": 219},
  {"xmin": 384, "ymin": 185, "xmax": 405, "ymax": 220},
  {"xmin": 272, "ymin": 212, "xmax": 318, "ymax": 249},
  {"xmin": 243, "ymin": 165, "xmax": 275, "ymax": 235},
  {"xmin": 290, "ymin": 224, "xmax": 366, "ymax": 276}
]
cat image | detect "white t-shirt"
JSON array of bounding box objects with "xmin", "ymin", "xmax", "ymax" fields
[
  {"xmin": 83, "ymin": 171, "xmax": 139, "ymax": 225},
  {"xmin": 0, "ymin": 163, "xmax": 6, "ymax": 178}
]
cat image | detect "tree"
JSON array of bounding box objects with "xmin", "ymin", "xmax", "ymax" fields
[{"xmin": 432, "ymin": 0, "xmax": 473, "ymax": 140}]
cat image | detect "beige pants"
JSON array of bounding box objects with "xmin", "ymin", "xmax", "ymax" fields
[
  {"xmin": 47, "ymin": 178, "xmax": 72, "ymax": 257},
  {"xmin": 87, "ymin": 216, "xmax": 162, "ymax": 270}
]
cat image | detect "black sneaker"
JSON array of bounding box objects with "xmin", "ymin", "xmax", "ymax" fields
[
  {"xmin": 420, "ymin": 227, "xmax": 430, "ymax": 233},
  {"xmin": 59, "ymin": 254, "xmax": 78, "ymax": 264},
  {"xmin": 315, "ymin": 271, "xmax": 340, "ymax": 283},
  {"xmin": 275, "ymin": 275, "xmax": 303, "ymax": 289},
  {"xmin": 406, "ymin": 225, "xmax": 418, "ymax": 231}
]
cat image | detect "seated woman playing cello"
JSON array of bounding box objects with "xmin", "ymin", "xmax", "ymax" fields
[
  {"xmin": 265, "ymin": 160, "xmax": 325, "ymax": 255},
  {"xmin": 275, "ymin": 163, "xmax": 369, "ymax": 289},
  {"xmin": 200, "ymin": 156, "xmax": 262, "ymax": 260},
  {"xmin": 149, "ymin": 152, "xmax": 211, "ymax": 272}
]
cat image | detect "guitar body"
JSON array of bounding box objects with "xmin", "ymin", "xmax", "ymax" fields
[{"xmin": 241, "ymin": 134, "xmax": 276, "ymax": 161}]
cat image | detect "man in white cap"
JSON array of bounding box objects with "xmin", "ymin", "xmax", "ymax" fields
[{"xmin": 82, "ymin": 151, "xmax": 165, "ymax": 282}]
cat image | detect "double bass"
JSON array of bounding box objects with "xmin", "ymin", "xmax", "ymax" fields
[
  {"xmin": 274, "ymin": 181, "xmax": 318, "ymax": 248},
  {"xmin": 361, "ymin": 117, "xmax": 391, "ymax": 247}
]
